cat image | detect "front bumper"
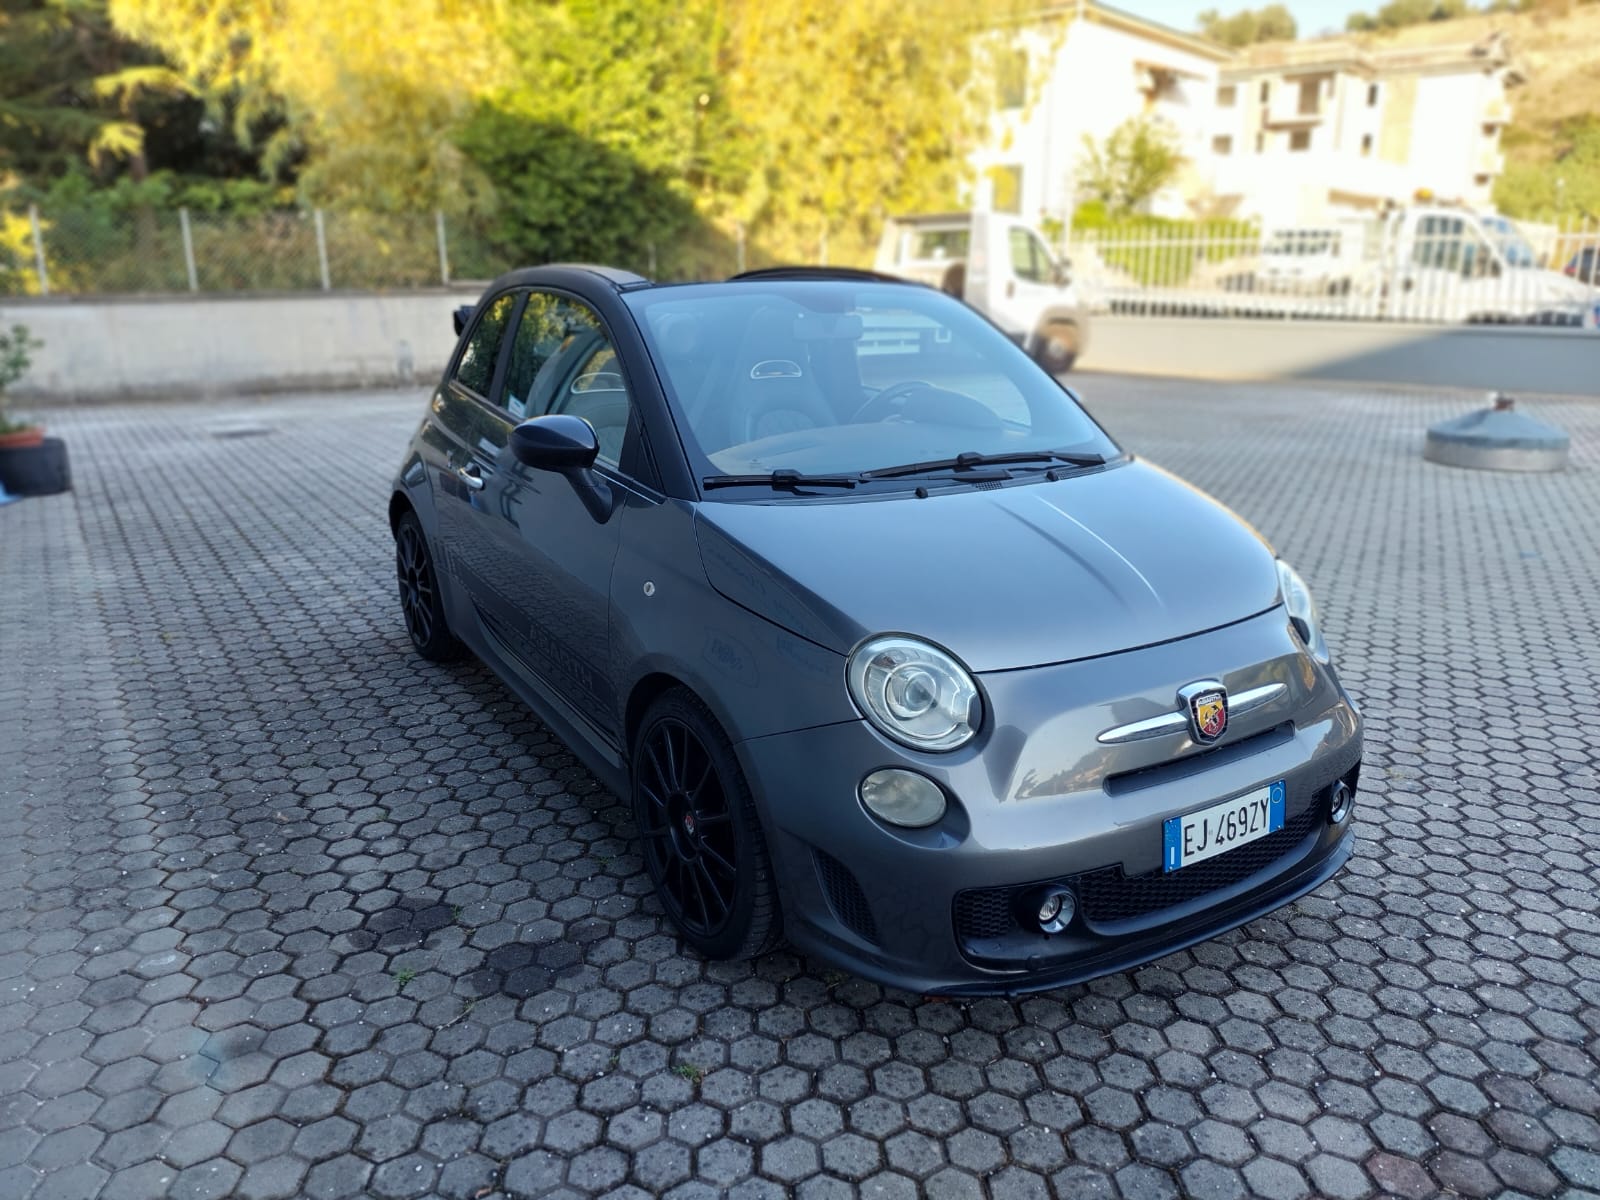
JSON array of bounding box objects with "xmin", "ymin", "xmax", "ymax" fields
[{"xmin": 736, "ymin": 608, "xmax": 1362, "ymax": 995}]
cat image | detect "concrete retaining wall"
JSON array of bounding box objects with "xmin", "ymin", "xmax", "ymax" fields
[
  {"xmin": 3, "ymin": 293, "xmax": 1596, "ymax": 402},
  {"xmin": 1077, "ymin": 316, "xmax": 1598, "ymax": 398},
  {"xmin": 2, "ymin": 290, "xmax": 481, "ymax": 403}
]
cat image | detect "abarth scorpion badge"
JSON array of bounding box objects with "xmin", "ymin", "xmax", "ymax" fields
[{"xmin": 1179, "ymin": 681, "xmax": 1229, "ymax": 744}]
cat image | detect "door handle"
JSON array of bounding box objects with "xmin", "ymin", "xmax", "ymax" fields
[{"xmin": 456, "ymin": 464, "xmax": 487, "ymax": 491}]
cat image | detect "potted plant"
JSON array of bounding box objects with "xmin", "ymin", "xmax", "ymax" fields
[
  {"xmin": 0, "ymin": 324, "xmax": 43, "ymax": 446},
  {"xmin": 0, "ymin": 324, "xmax": 69, "ymax": 497}
]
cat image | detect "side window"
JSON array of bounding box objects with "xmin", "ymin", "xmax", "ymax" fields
[
  {"xmin": 500, "ymin": 292, "xmax": 573, "ymax": 419},
  {"xmin": 1009, "ymin": 229, "xmax": 1052, "ymax": 284},
  {"xmin": 453, "ymin": 293, "xmax": 516, "ymax": 397},
  {"xmin": 1413, "ymin": 217, "xmax": 1464, "ymax": 271},
  {"xmin": 518, "ymin": 292, "xmax": 636, "ymax": 470}
]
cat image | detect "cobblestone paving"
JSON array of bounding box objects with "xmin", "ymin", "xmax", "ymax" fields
[{"xmin": 2, "ymin": 377, "xmax": 1598, "ymax": 1200}]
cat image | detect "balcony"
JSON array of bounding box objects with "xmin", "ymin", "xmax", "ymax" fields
[{"xmin": 1261, "ymin": 77, "xmax": 1329, "ymax": 127}]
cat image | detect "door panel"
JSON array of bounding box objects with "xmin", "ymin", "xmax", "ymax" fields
[
  {"xmin": 430, "ymin": 291, "xmax": 521, "ymax": 606},
  {"xmin": 449, "ymin": 289, "xmax": 636, "ymax": 740}
]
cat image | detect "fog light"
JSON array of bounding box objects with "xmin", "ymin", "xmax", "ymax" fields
[
  {"xmin": 1033, "ymin": 888, "xmax": 1076, "ymax": 934},
  {"xmin": 859, "ymin": 769, "xmax": 947, "ymax": 828},
  {"xmin": 1329, "ymin": 779, "xmax": 1353, "ymax": 825}
]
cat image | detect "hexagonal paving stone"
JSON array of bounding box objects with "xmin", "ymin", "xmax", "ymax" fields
[{"xmin": 4, "ymin": 382, "xmax": 1600, "ymax": 1200}]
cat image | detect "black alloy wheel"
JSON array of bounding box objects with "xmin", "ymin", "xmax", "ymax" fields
[
  {"xmin": 395, "ymin": 512, "xmax": 463, "ymax": 662},
  {"xmin": 633, "ymin": 689, "xmax": 780, "ymax": 960}
]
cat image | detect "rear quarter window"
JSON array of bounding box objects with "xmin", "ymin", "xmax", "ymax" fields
[{"xmin": 454, "ymin": 294, "xmax": 517, "ymax": 397}]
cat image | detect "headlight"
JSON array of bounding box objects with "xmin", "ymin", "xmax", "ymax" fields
[
  {"xmin": 1277, "ymin": 560, "xmax": 1329, "ymax": 663},
  {"xmin": 846, "ymin": 636, "xmax": 980, "ymax": 751}
]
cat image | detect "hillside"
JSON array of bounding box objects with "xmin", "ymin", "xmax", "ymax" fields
[{"xmin": 1354, "ymin": 4, "xmax": 1600, "ymax": 176}]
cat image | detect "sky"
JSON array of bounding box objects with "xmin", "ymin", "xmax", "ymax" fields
[{"xmin": 1117, "ymin": 0, "xmax": 1374, "ymax": 40}]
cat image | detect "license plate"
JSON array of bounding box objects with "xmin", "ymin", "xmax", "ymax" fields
[{"xmin": 1163, "ymin": 781, "xmax": 1286, "ymax": 872}]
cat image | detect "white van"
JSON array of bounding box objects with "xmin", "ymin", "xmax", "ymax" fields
[{"xmin": 874, "ymin": 212, "xmax": 1090, "ymax": 372}]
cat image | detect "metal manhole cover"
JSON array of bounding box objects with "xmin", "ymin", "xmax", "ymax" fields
[{"xmin": 207, "ymin": 424, "xmax": 274, "ymax": 439}]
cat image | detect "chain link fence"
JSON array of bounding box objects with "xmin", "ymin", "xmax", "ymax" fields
[
  {"xmin": 0, "ymin": 206, "xmax": 790, "ymax": 298},
  {"xmin": 0, "ymin": 206, "xmax": 511, "ymax": 297}
]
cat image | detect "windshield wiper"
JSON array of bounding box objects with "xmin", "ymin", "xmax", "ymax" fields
[
  {"xmin": 702, "ymin": 469, "xmax": 858, "ymax": 492},
  {"xmin": 859, "ymin": 449, "xmax": 1106, "ymax": 481}
]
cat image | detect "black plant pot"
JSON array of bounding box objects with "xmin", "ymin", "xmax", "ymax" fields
[{"xmin": 0, "ymin": 437, "xmax": 72, "ymax": 497}]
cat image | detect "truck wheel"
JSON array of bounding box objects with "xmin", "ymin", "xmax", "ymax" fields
[{"xmin": 1033, "ymin": 321, "xmax": 1079, "ymax": 374}]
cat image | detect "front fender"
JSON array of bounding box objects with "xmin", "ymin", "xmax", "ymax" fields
[{"xmin": 610, "ymin": 498, "xmax": 856, "ymax": 748}]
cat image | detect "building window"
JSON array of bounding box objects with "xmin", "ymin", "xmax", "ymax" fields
[
  {"xmin": 1481, "ymin": 123, "xmax": 1497, "ymax": 137},
  {"xmin": 990, "ymin": 164, "xmax": 1023, "ymax": 214},
  {"xmin": 1297, "ymin": 79, "xmax": 1320, "ymax": 116},
  {"xmin": 997, "ymin": 50, "xmax": 1028, "ymax": 110},
  {"xmin": 1217, "ymin": 84, "xmax": 1237, "ymax": 107},
  {"xmin": 1361, "ymin": 133, "xmax": 1374, "ymax": 156},
  {"xmin": 1260, "ymin": 81, "xmax": 1271, "ymax": 103},
  {"xmin": 1213, "ymin": 135, "xmax": 1233, "ymax": 155},
  {"xmin": 1255, "ymin": 132, "xmax": 1266, "ymax": 153},
  {"xmin": 1289, "ymin": 129, "xmax": 1312, "ymax": 152},
  {"xmin": 1367, "ymin": 83, "xmax": 1380, "ymax": 107},
  {"xmin": 1474, "ymin": 173, "xmax": 1492, "ymax": 187}
]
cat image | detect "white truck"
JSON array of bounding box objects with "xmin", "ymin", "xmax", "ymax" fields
[
  {"xmin": 1248, "ymin": 203, "xmax": 1593, "ymax": 324},
  {"xmin": 874, "ymin": 211, "xmax": 1090, "ymax": 372},
  {"xmin": 1367, "ymin": 204, "xmax": 1593, "ymax": 324}
]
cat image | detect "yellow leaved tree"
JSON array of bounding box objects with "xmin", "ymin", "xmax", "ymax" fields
[
  {"xmin": 716, "ymin": 0, "xmax": 1037, "ymax": 266},
  {"xmin": 108, "ymin": 0, "xmax": 505, "ymax": 214}
]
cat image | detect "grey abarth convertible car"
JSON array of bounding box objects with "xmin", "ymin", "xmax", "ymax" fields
[{"xmin": 389, "ymin": 264, "xmax": 1362, "ymax": 994}]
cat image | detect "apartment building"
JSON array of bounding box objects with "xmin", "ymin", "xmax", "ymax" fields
[
  {"xmin": 970, "ymin": 3, "xmax": 1230, "ymax": 223},
  {"xmin": 1207, "ymin": 34, "xmax": 1523, "ymax": 225},
  {"xmin": 970, "ymin": 3, "xmax": 1523, "ymax": 229}
]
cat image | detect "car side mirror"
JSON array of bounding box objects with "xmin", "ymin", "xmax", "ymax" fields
[
  {"xmin": 453, "ymin": 305, "xmax": 474, "ymax": 336},
  {"xmin": 510, "ymin": 414, "xmax": 617, "ymax": 523},
  {"xmin": 1054, "ymin": 258, "xmax": 1073, "ymax": 287}
]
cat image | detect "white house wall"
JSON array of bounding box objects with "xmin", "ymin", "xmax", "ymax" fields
[{"xmin": 973, "ymin": 17, "xmax": 1222, "ymax": 224}]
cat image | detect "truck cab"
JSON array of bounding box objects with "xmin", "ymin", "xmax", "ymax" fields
[
  {"xmin": 874, "ymin": 212, "xmax": 1089, "ymax": 372},
  {"xmin": 1376, "ymin": 204, "xmax": 1590, "ymax": 323}
]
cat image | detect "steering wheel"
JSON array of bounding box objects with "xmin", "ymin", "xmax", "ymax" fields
[{"xmin": 853, "ymin": 380, "xmax": 931, "ymax": 423}]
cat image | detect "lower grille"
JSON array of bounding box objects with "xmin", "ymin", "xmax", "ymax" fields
[
  {"xmin": 953, "ymin": 887, "xmax": 1017, "ymax": 942},
  {"xmin": 1075, "ymin": 804, "xmax": 1318, "ymax": 925},
  {"xmin": 814, "ymin": 849, "xmax": 879, "ymax": 945},
  {"xmin": 953, "ymin": 803, "xmax": 1319, "ymax": 943}
]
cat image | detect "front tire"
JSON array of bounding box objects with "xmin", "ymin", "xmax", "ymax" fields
[
  {"xmin": 632, "ymin": 688, "xmax": 781, "ymax": 960},
  {"xmin": 394, "ymin": 511, "xmax": 463, "ymax": 662},
  {"xmin": 1033, "ymin": 320, "xmax": 1079, "ymax": 374}
]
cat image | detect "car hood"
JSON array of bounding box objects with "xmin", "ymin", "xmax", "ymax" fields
[{"xmin": 694, "ymin": 460, "xmax": 1282, "ymax": 673}]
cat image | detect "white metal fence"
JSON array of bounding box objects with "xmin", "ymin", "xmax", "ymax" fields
[{"xmin": 1065, "ymin": 216, "xmax": 1600, "ymax": 328}]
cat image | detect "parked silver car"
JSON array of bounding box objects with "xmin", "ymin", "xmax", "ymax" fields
[{"xmin": 391, "ymin": 264, "xmax": 1362, "ymax": 994}]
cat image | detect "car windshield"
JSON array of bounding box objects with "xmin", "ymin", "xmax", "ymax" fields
[
  {"xmin": 1479, "ymin": 216, "xmax": 1537, "ymax": 268},
  {"xmin": 622, "ymin": 280, "xmax": 1117, "ymax": 493}
]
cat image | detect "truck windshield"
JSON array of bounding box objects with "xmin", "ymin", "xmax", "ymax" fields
[
  {"xmin": 1480, "ymin": 216, "xmax": 1537, "ymax": 268},
  {"xmin": 623, "ymin": 281, "xmax": 1117, "ymax": 492}
]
